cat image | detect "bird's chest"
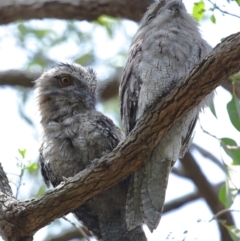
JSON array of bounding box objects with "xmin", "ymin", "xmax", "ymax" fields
[
  {"xmin": 140, "ymin": 29, "xmax": 200, "ymax": 81},
  {"xmin": 42, "ymin": 121, "xmax": 89, "ymax": 183}
]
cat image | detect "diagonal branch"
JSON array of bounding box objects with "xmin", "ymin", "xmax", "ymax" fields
[
  {"xmin": 0, "ymin": 32, "xmax": 240, "ymax": 240},
  {"xmin": 191, "ymin": 143, "xmax": 224, "ymax": 171},
  {"xmin": 163, "ymin": 182, "xmax": 224, "ymax": 213},
  {"xmin": 181, "ymin": 152, "xmax": 234, "ymax": 241}
]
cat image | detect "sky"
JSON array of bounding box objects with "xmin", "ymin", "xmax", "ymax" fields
[{"xmin": 0, "ymin": 0, "xmax": 240, "ymax": 240}]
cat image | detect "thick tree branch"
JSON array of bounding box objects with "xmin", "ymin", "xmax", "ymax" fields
[
  {"xmin": 0, "ymin": 70, "xmax": 119, "ymax": 101},
  {"xmin": 0, "ymin": 0, "xmax": 153, "ymax": 24},
  {"xmin": 1, "ymin": 69, "xmax": 240, "ymax": 101},
  {"xmin": 181, "ymin": 153, "xmax": 234, "ymax": 241},
  {"xmin": 1, "ymin": 66, "xmax": 240, "ymax": 101},
  {"xmin": 44, "ymin": 181, "xmax": 224, "ymax": 241},
  {"xmin": 0, "ymin": 32, "xmax": 240, "ymax": 240},
  {"xmin": 0, "ymin": 70, "xmax": 40, "ymax": 88}
]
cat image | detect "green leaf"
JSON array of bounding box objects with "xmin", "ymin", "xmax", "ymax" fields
[
  {"xmin": 26, "ymin": 162, "xmax": 38, "ymax": 174},
  {"xmin": 227, "ymin": 94, "xmax": 240, "ymax": 132},
  {"xmin": 18, "ymin": 149, "xmax": 26, "ymax": 158},
  {"xmin": 235, "ymin": 0, "xmax": 240, "ymax": 6},
  {"xmin": 95, "ymin": 15, "xmax": 119, "ymax": 37},
  {"xmin": 30, "ymin": 29, "xmax": 52, "ymax": 38},
  {"xmin": 74, "ymin": 53, "xmax": 94, "ymax": 65},
  {"xmin": 96, "ymin": 15, "xmax": 118, "ymax": 27},
  {"xmin": 210, "ymin": 14, "xmax": 216, "ymax": 24},
  {"xmin": 227, "ymin": 225, "xmax": 240, "ymax": 241},
  {"xmin": 220, "ymin": 37, "xmax": 226, "ymax": 42},
  {"xmin": 218, "ymin": 163, "xmax": 239, "ymax": 207},
  {"xmin": 192, "ymin": 2, "xmax": 205, "ymax": 21},
  {"xmin": 221, "ymin": 138, "xmax": 240, "ymax": 165},
  {"xmin": 218, "ymin": 183, "xmax": 232, "ymax": 208},
  {"xmin": 231, "ymin": 73, "xmax": 240, "ymax": 86},
  {"xmin": 209, "ymin": 101, "xmax": 217, "ymax": 118}
]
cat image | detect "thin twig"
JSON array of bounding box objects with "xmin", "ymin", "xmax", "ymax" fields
[
  {"xmin": 208, "ymin": 0, "xmax": 240, "ymax": 19},
  {"xmin": 198, "ymin": 119, "xmax": 220, "ymax": 141},
  {"xmin": 191, "ymin": 143, "xmax": 224, "ymax": 171},
  {"xmin": 210, "ymin": 208, "xmax": 240, "ymax": 222},
  {"xmin": 15, "ymin": 162, "xmax": 25, "ymax": 199},
  {"xmin": 62, "ymin": 216, "xmax": 91, "ymax": 241}
]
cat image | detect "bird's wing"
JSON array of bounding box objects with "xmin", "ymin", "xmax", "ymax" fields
[
  {"xmin": 179, "ymin": 115, "xmax": 198, "ymax": 158},
  {"xmin": 119, "ymin": 41, "xmax": 143, "ymax": 135},
  {"xmin": 39, "ymin": 143, "xmax": 50, "ymax": 187},
  {"xmin": 142, "ymin": 157, "xmax": 172, "ymax": 231},
  {"xmin": 122, "ymin": 38, "xmax": 210, "ymax": 231}
]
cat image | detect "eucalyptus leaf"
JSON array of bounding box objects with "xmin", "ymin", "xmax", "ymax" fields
[
  {"xmin": 235, "ymin": 0, "xmax": 240, "ymax": 6},
  {"xmin": 210, "ymin": 14, "xmax": 216, "ymax": 24},
  {"xmin": 209, "ymin": 101, "xmax": 217, "ymax": 118},
  {"xmin": 192, "ymin": 1, "xmax": 205, "ymax": 21},
  {"xmin": 18, "ymin": 149, "xmax": 26, "ymax": 158},
  {"xmin": 227, "ymin": 94, "xmax": 240, "ymax": 132},
  {"xmin": 218, "ymin": 183, "xmax": 232, "ymax": 208},
  {"xmin": 227, "ymin": 225, "xmax": 240, "ymax": 241},
  {"xmin": 221, "ymin": 138, "xmax": 240, "ymax": 165}
]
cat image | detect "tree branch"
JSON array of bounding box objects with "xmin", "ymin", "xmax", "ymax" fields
[
  {"xmin": 2, "ymin": 69, "xmax": 240, "ymax": 101},
  {"xmin": 0, "ymin": 0, "xmax": 153, "ymax": 25},
  {"xmin": 0, "ymin": 32, "xmax": 240, "ymax": 240},
  {"xmin": 181, "ymin": 152, "xmax": 234, "ymax": 241},
  {"xmin": 191, "ymin": 143, "xmax": 224, "ymax": 171},
  {"xmin": 43, "ymin": 181, "xmax": 224, "ymax": 241},
  {"xmin": 208, "ymin": 0, "xmax": 240, "ymax": 19},
  {"xmin": 0, "ymin": 163, "xmax": 12, "ymax": 196},
  {"xmin": 163, "ymin": 182, "xmax": 223, "ymax": 213},
  {"xmin": 0, "ymin": 70, "xmax": 119, "ymax": 101},
  {"xmin": 0, "ymin": 70, "xmax": 40, "ymax": 88}
]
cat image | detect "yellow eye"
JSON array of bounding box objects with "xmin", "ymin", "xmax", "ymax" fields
[{"xmin": 60, "ymin": 76, "xmax": 71, "ymax": 86}]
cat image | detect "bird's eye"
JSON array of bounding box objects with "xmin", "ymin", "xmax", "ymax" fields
[
  {"xmin": 147, "ymin": 14, "xmax": 156, "ymax": 24},
  {"xmin": 60, "ymin": 76, "xmax": 72, "ymax": 86}
]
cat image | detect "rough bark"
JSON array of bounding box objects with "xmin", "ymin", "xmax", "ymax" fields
[
  {"xmin": 0, "ymin": 0, "xmax": 153, "ymax": 24},
  {"xmin": 43, "ymin": 180, "xmax": 225, "ymax": 241},
  {"xmin": 0, "ymin": 31, "xmax": 240, "ymax": 241},
  {"xmin": 0, "ymin": 164, "xmax": 12, "ymax": 196}
]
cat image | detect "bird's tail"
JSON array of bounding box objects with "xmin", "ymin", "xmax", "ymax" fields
[{"xmin": 126, "ymin": 156, "xmax": 172, "ymax": 232}]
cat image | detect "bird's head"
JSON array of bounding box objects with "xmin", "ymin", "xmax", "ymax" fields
[
  {"xmin": 35, "ymin": 63, "xmax": 97, "ymax": 123},
  {"xmin": 133, "ymin": 0, "xmax": 200, "ymax": 42}
]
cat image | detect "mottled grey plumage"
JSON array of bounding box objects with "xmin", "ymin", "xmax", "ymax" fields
[
  {"xmin": 36, "ymin": 63, "xmax": 146, "ymax": 241},
  {"xmin": 120, "ymin": 0, "xmax": 213, "ymax": 232}
]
